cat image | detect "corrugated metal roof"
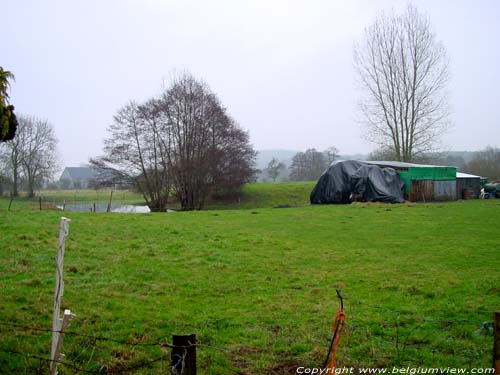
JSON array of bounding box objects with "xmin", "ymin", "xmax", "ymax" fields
[
  {"xmin": 364, "ymin": 160, "xmax": 455, "ymax": 169},
  {"xmin": 456, "ymin": 172, "xmax": 481, "ymax": 179}
]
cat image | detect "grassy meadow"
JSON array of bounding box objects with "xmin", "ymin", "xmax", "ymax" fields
[
  {"xmin": 0, "ymin": 183, "xmax": 499, "ymax": 374},
  {"xmin": 3, "ymin": 182, "xmax": 316, "ymax": 212}
]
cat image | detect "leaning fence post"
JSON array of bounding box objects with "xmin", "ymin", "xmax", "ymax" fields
[
  {"xmin": 50, "ymin": 217, "xmax": 76, "ymax": 375},
  {"xmin": 50, "ymin": 309, "xmax": 76, "ymax": 375},
  {"xmin": 494, "ymin": 311, "xmax": 500, "ymax": 374},
  {"xmin": 106, "ymin": 190, "xmax": 113, "ymax": 212},
  {"xmin": 171, "ymin": 334, "xmax": 196, "ymax": 375},
  {"xmin": 8, "ymin": 198, "xmax": 13, "ymax": 211}
]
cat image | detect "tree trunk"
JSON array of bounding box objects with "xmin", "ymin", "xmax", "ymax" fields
[{"xmin": 12, "ymin": 165, "xmax": 18, "ymax": 197}]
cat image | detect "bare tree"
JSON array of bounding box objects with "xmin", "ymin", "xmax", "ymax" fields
[
  {"xmin": 354, "ymin": 4, "xmax": 450, "ymax": 162},
  {"xmin": 161, "ymin": 74, "xmax": 256, "ymax": 209},
  {"xmin": 324, "ymin": 146, "xmax": 339, "ymax": 165},
  {"xmin": 19, "ymin": 117, "xmax": 58, "ymax": 197},
  {"xmin": 265, "ymin": 157, "xmax": 286, "ymax": 182},
  {"xmin": 90, "ymin": 100, "xmax": 171, "ymax": 211},
  {"xmin": 0, "ymin": 116, "xmax": 58, "ymax": 197},
  {"xmin": 0, "ymin": 124, "xmax": 23, "ymax": 196}
]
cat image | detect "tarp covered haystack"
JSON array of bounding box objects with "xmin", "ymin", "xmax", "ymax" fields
[{"xmin": 310, "ymin": 160, "xmax": 405, "ymax": 204}]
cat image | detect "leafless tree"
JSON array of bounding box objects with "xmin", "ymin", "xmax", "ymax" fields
[
  {"xmin": 90, "ymin": 100, "xmax": 171, "ymax": 211},
  {"xmin": 265, "ymin": 157, "xmax": 286, "ymax": 182},
  {"xmin": 324, "ymin": 146, "xmax": 339, "ymax": 165},
  {"xmin": 160, "ymin": 74, "xmax": 256, "ymax": 209},
  {"xmin": 0, "ymin": 124, "xmax": 23, "ymax": 196},
  {"xmin": 0, "ymin": 116, "xmax": 58, "ymax": 197},
  {"xmin": 354, "ymin": 4, "xmax": 450, "ymax": 162}
]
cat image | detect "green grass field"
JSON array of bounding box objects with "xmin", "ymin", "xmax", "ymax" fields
[
  {"xmin": 0, "ymin": 183, "xmax": 499, "ymax": 374},
  {"xmin": 2, "ymin": 182, "xmax": 316, "ymax": 211}
]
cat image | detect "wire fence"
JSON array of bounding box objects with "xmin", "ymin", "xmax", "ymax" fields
[
  {"xmin": 0, "ymin": 299, "xmax": 495, "ymax": 374},
  {"xmin": 0, "ymin": 192, "xmax": 149, "ymax": 213},
  {"xmin": 0, "ymin": 319, "xmax": 225, "ymax": 374}
]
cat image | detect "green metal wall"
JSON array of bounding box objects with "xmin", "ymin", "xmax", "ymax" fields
[{"xmin": 398, "ymin": 167, "xmax": 457, "ymax": 195}]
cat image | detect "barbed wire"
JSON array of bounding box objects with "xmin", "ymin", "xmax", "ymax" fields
[
  {"xmin": 2, "ymin": 346, "xmax": 172, "ymax": 374},
  {"xmin": 0, "ymin": 319, "xmax": 231, "ymax": 354}
]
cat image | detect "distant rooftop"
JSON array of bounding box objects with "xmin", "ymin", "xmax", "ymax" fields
[
  {"xmin": 61, "ymin": 167, "xmax": 96, "ymax": 180},
  {"xmin": 456, "ymin": 172, "xmax": 481, "ymax": 179},
  {"xmin": 364, "ymin": 160, "xmax": 456, "ymax": 169}
]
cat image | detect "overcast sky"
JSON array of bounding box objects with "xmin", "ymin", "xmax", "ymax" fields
[{"xmin": 2, "ymin": 0, "xmax": 499, "ymax": 168}]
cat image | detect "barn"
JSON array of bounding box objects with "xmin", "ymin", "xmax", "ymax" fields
[{"xmin": 365, "ymin": 161, "xmax": 457, "ymax": 202}]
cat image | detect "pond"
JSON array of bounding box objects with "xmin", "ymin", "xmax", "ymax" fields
[{"xmin": 57, "ymin": 203, "xmax": 151, "ymax": 213}]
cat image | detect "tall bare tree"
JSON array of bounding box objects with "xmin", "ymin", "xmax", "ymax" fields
[
  {"xmin": 160, "ymin": 74, "xmax": 256, "ymax": 209},
  {"xmin": 20, "ymin": 116, "xmax": 58, "ymax": 197},
  {"xmin": 354, "ymin": 4, "xmax": 450, "ymax": 162},
  {"xmin": 90, "ymin": 100, "xmax": 171, "ymax": 211}
]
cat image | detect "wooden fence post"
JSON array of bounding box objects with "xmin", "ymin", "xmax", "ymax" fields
[
  {"xmin": 106, "ymin": 190, "xmax": 113, "ymax": 212},
  {"xmin": 50, "ymin": 217, "xmax": 76, "ymax": 375},
  {"xmin": 494, "ymin": 311, "xmax": 500, "ymax": 374},
  {"xmin": 39, "ymin": 196, "xmax": 42, "ymax": 211},
  {"xmin": 171, "ymin": 334, "xmax": 196, "ymax": 375},
  {"xmin": 8, "ymin": 198, "xmax": 13, "ymax": 211}
]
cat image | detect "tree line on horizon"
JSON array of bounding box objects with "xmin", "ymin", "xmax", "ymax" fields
[{"xmin": 262, "ymin": 146, "xmax": 500, "ymax": 183}]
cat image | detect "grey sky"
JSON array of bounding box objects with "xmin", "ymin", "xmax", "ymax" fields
[{"xmin": 2, "ymin": 0, "xmax": 499, "ymax": 167}]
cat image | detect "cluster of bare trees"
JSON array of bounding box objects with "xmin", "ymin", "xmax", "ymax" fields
[
  {"xmin": 288, "ymin": 147, "xmax": 338, "ymax": 181},
  {"xmin": 91, "ymin": 73, "xmax": 256, "ymax": 211},
  {"xmin": 463, "ymin": 147, "xmax": 500, "ymax": 180},
  {"xmin": 0, "ymin": 116, "xmax": 59, "ymax": 197}
]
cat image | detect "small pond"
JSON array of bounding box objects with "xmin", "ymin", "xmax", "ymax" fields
[{"xmin": 57, "ymin": 203, "xmax": 151, "ymax": 213}]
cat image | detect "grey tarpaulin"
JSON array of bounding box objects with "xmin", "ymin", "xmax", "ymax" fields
[{"xmin": 310, "ymin": 160, "xmax": 405, "ymax": 204}]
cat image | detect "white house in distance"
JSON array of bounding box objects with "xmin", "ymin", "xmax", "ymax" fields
[{"xmin": 59, "ymin": 167, "xmax": 96, "ymax": 189}]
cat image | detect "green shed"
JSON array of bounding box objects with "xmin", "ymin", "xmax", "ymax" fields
[{"xmin": 365, "ymin": 161, "xmax": 457, "ymax": 202}]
